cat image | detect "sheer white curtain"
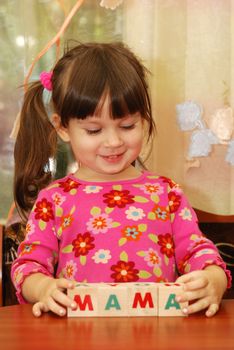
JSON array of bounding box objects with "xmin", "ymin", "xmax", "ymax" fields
[{"xmin": 123, "ymin": 0, "xmax": 234, "ymax": 215}]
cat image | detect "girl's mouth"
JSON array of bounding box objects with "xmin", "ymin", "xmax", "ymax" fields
[{"xmin": 101, "ymin": 153, "xmax": 124, "ymax": 163}]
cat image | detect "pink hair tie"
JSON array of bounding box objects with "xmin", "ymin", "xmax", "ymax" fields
[{"xmin": 40, "ymin": 71, "xmax": 53, "ymax": 91}]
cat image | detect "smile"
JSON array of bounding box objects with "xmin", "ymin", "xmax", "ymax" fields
[{"xmin": 101, "ymin": 153, "xmax": 124, "ymax": 162}]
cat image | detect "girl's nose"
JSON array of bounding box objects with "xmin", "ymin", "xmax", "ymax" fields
[{"xmin": 104, "ymin": 129, "xmax": 124, "ymax": 147}]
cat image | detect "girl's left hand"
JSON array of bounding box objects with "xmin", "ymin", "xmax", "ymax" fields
[{"xmin": 175, "ymin": 265, "xmax": 228, "ymax": 317}]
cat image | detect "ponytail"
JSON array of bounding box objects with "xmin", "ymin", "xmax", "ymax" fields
[{"xmin": 14, "ymin": 81, "xmax": 57, "ymax": 220}]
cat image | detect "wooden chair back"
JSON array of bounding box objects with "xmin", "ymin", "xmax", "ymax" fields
[
  {"xmin": 194, "ymin": 208, "xmax": 234, "ymax": 223},
  {"xmin": 194, "ymin": 208, "xmax": 234, "ymax": 298},
  {"xmin": 0, "ymin": 225, "xmax": 3, "ymax": 306}
]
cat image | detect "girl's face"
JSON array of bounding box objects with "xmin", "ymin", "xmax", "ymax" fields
[{"xmin": 57, "ymin": 94, "xmax": 144, "ymax": 181}]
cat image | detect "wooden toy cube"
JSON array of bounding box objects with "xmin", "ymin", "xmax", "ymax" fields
[
  {"xmin": 128, "ymin": 283, "xmax": 158, "ymax": 316},
  {"xmin": 67, "ymin": 283, "xmax": 99, "ymax": 317},
  {"xmin": 158, "ymin": 283, "xmax": 188, "ymax": 316},
  {"xmin": 97, "ymin": 283, "xmax": 128, "ymax": 317}
]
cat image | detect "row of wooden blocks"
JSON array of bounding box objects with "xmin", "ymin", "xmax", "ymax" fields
[{"xmin": 67, "ymin": 282, "xmax": 188, "ymax": 317}]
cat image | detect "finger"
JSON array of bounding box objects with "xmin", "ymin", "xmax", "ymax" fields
[
  {"xmin": 32, "ymin": 301, "xmax": 48, "ymax": 317},
  {"xmin": 51, "ymin": 288, "xmax": 77, "ymax": 309},
  {"xmin": 176, "ymin": 275, "xmax": 190, "ymax": 284},
  {"xmin": 183, "ymin": 277, "xmax": 208, "ymax": 292},
  {"xmin": 205, "ymin": 303, "xmax": 219, "ymax": 318},
  {"xmin": 56, "ymin": 278, "xmax": 76, "ymax": 291},
  {"xmin": 46, "ymin": 296, "xmax": 67, "ymax": 316},
  {"xmin": 176, "ymin": 288, "xmax": 206, "ymax": 303},
  {"xmin": 33, "ymin": 296, "xmax": 68, "ymax": 317},
  {"xmin": 176, "ymin": 270, "xmax": 202, "ymax": 284},
  {"xmin": 185, "ymin": 297, "xmax": 210, "ymax": 315},
  {"xmin": 176, "ymin": 273, "xmax": 196, "ymax": 284}
]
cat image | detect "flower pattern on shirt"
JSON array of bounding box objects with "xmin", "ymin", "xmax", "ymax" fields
[
  {"xmin": 60, "ymin": 213, "xmax": 74, "ymax": 230},
  {"xmin": 150, "ymin": 205, "xmax": 170, "ymax": 221},
  {"xmin": 125, "ymin": 206, "xmax": 145, "ymax": 221},
  {"xmin": 194, "ymin": 249, "xmax": 216, "ymax": 258},
  {"xmin": 179, "ymin": 207, "xmax": 193, "ymax": 221},
  {"xmin": 168, "ymin": 192, "xmax": 181, "ymax": 213},
  {"xmin": 72, "ymin": 232, "xmax": 95, "ymax": 257},
  {"xmin": 110, "ymin": 260, "xmax": 139, "ymax": 282},
  {"xmin": 58, "ymin": 178, "xmax": 80, "ymax": 192},
  {"xmin": 25, "ymin": 220, "xmax": 35, "ymax": 238},
  {"xmin": 103, "ymin": 189, "xmax": 135, "ymax": 208},
  {"xmin": 63, "ymin": 260, "xmax": 78, "ymax": 279},
  {"xmin": 140, "ymin": 182, "xmax": 164, "ymax": 196},
  {"xmin": 92, "ymin": 249, "xmax": 112, "ymax": 264},
  {"xmin": 34, "ymin": 198, "xmax": 54, "ymax": 222},
  {"xmin": 86, "ymin": 213, "xmax": 113, "ymax": 234},
  {"xmin": 52, "ymin": 192, "xmax": 66, "ymax": 206},
  {"xmin": 189, "ymin": 235, "xmax": 210, "ymax": 250},
  {"xmin": 161, "ymin": 176, "xmax": 178, "ymax": 189},
  {"xmin": 19, "ymin": 243, "xmax": 37, "ymax": 256},
  {"xmin": 178, "ymin": 253, "xmax": 191, "ymax": 274},
  {"xmin": 143, "ymin": 248, "xmax": 162, "ymax": 267},
  {"xmin": 121, "ymin": 225, "xmax": 142, "ymax": 241},
  {"xmin": 83, "ymin": 185, "xmax": 103, "ymax": 194},
  {"xmin": 158, "ymin": 233, "xmax": 175, "ymax": 258}
]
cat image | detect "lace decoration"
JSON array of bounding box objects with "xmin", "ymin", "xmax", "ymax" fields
[
  {"xmin": 100, "ymin": 0, "xmax": 123, "ymax": 10},
  {"xmin": 226, "ymin": 140, "xmax": 234, "ymax": 165},
  {"xmin": 176, "ymin": 101, "xmax": 234, "ymax": 165}
]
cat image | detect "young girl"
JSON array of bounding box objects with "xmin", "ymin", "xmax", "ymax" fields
[{"xmin": 11, "ymin": 42, "xmax": 231, "ymax": 318}]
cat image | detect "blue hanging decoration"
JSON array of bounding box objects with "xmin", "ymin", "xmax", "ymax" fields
[{"xmin": 176, "ymin": 101, "xmax": 234, "ymax": 165}]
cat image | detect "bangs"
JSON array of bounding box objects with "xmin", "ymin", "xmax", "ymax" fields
[
  {"xmin": 59, "ymin": 59, "xmax": 106, "ymax": 124},
  {"xmin": 109, "ymin": 79, "xmax": 149, "ymax": 119},
  {"xmin": 56, "ymin": 42, "xmax": 151, "ymax": 126},
  {"xmin": 60, "ymin": 71, "xmax": 150, "ymax": 123}
]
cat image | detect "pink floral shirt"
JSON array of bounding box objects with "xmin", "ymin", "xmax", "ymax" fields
[{"xmin": 11, "ymin": 171, "xmax": 231, "ymax": 303}]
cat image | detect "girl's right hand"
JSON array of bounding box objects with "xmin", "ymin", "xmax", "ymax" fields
[{"xmin": 31, "ymin": 277, "xmax": 77, "ymax": 317}]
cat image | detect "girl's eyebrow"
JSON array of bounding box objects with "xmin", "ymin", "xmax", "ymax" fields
[
  {"xmin": 77, "ymin": 118, "xmax": 101, "ymax": 125},
  {"xmin": 121, "ymin": 113, "xmax": 141, "ymax": 121},
  {"xmin": 77, "ymin": 113, "xmax": 141, "ymax": 124}
]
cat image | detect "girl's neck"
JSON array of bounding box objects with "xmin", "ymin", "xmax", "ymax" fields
[{"xmin": 73, "ymin": 165, "xmax": 142, "ymax": 182}]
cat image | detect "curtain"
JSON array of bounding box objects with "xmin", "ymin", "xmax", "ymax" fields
[{"xmin": 123, "ymin": 0, "xmax": 234, "ymax": 215}]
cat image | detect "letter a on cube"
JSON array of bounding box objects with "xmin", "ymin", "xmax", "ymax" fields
[
  {"xmin": 158, "ymin": 283, "xmax": 188, "ymax": 316},
  {"xmin": 98, "ymin": 283, "xmax": 128, "ymax": 316}
]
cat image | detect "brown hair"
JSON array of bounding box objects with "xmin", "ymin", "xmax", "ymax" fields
[{"xmin": 14, "ymin": 42, "xmax": 155, "ymax": 219}]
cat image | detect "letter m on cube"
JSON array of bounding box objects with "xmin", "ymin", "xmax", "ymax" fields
[{"xmin": 129, "ymin": 284, "xmax": 158, "ymax": 316}]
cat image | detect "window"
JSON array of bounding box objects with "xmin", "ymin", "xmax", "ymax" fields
[{"xmin": 0, "ymin": 0, "xmax": 123, "ymax": 222}]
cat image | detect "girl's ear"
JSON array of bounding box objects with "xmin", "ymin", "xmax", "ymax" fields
[{"xmin": 52, "ymin": 114, "xmax": 70, "ymax": 142}]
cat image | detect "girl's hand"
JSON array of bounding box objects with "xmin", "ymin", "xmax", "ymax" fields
[
  {"xmin": 175, "ymin": 265, "xmax": 228, "ymax": 317},
  {"xmin": 31, "ymin": 277, "xmax": 77, "ymax": 317}
]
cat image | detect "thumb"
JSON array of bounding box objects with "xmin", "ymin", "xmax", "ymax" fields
[
  {"xmin": 56, "ymin": 278, "xmax": 76, "ymax": 290},
  {"xmin": 32, "ymin": 301, "xmax": 48, "ymax": 317},
  {"xmin": 205, "ymin": 303, "xmax": 219, "ymax": 317},
  {"xmin": 176, "ymin": 274, "xmax": 191, "ymax": 284}
]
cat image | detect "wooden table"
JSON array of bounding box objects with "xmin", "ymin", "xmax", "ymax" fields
[{"xmin": 0, "ymin": 300, "xmax": 234, "ymax": 350}]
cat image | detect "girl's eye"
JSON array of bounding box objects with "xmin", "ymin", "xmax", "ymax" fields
[
  {"xmin": 121, "ymin": 124, "xmax": 135, "ymax": 130},
  {"xmin": 85, "ymin": 129, "xmax": 101, "ymax": 135}
]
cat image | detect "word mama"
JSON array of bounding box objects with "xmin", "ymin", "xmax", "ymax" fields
[{"xmin": 67, "ymin": 282, "xmax": 188, "ymax": 317}]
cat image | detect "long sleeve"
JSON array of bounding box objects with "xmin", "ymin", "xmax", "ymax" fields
[
  {"xmin": 11, "ymin": 190, "xmax": 59, "ymax": 303},
  {"xmin": 168, "ymin": 182, "xmax": 232, "ymax": 287}
]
